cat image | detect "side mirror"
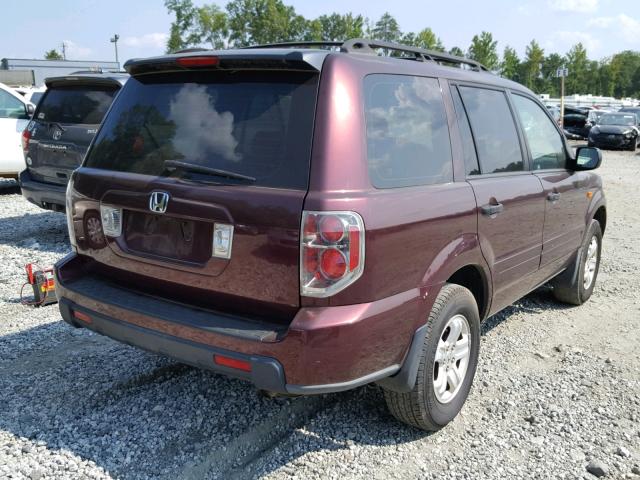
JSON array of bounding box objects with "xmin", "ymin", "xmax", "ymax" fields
[
  {"xmin": 26, "ymin": 103, "xmax": 35, "ymax": 116},
  {"xmin": 574, "ymin": 146, "xmax": 602, "ymax": 170}
]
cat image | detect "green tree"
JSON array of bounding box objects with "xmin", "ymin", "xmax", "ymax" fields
[
  {"xmin": 520, "ymin": 40, "xmax": 545, "ymax": 92},
  {"xmin": 468, "ymin": 31, "xmax": 498, "ymax": 70},
  {"xmin": 500, "ymin": 46, "xmax": 520, "ymax": 81},
  {"xmin": 226, "ymin": 0, "xmax": 306, "ymax": 47},
  {"xmin": 540, "ymin": 53, "xmax": 565, "ymax": 97},
  {"xmin": 402, "ymin": 28, "xmax": 444, "ymax": 51},
  {"xmin": 565, "ymin": 43, "xmax": 589, "ymax": 95},
  {"xmin": 313, "ymin": 13, "xmax": 365, "ymax": 41},
  {"xmin": 44, "ymin": 49, "xmax": 63, "ymax": 60},
  {"xmin": 609, "ymin": 50, "xmax": 640, "ymax": 98},
  {"xmin": 165, "ymin": 0, "xmax": 200, "ymax": 52},
  {"xmin": 196, "ymin": 4, "xmax": 229, "ymax": 49},
  {"xmin": 449, "ymin": 46, "xmax": 464, "ymax": 57},
  {"xmin": 372, "ymin": 12, "xmax": 401, "ymax": 42}
]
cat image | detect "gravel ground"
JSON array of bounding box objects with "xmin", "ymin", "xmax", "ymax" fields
[{"xmin": 0, "ymin": 146, "xmax": 639, "ymax": 480}]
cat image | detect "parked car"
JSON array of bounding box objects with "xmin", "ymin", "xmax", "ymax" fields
[
  {"xmin": 588, "ymin": 112, "xmax": 639, "ymax": 151},
  {"xmin": 55, "ymin": 40, "xmax": 606, "ymax": 431},
  {"xmin": 563, "ymin": 106, "xmax": 590, "ymax": 138},
  {"xmin": 584, "ymin": 109, "xmax": 611, "ymax": 137},
  {"xmin": 0, "ymin": 82, "xmax": 34, "ymax": 178},
  {"xmin": 20, "ymin": 73, "xmax": 127, "ymax": 211},
  {"xmin": 619, "ymin": 107, "xmax": 640, "ymax": 119},
  {"xmin": 14, "ymin": 85, "xmax": 47, "ymax": 107}
]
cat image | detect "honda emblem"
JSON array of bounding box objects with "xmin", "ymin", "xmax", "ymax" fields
[{"xmin": 149, "ymin": 191, "xmax": 169, "ymax": 214}]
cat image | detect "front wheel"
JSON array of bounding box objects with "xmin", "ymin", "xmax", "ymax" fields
[
  {"xmin": 552, "ymin": 220, "xmax": 602, "ymax": 305},
  {"xmin": 382, "ymin": 283, "xmax": 480, "ymax": 431}
]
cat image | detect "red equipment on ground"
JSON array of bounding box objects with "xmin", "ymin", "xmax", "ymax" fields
[{"xmin": 21, "ymin": 263, "xmax": 57, "ymax": 307}]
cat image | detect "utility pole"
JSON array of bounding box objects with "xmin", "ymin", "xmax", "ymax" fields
[
  {"xmin": 556, "ymin": 66, "xmax": 569, "ymax": 128},
  {"xmin": 110, "ymin": 34, "xmax": 120, "ymax": 69},
  {"xmin": 61, "ymin": 41, "xmax": 67, "ymax": 60}
]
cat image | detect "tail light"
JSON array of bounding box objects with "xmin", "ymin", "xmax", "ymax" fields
[
  {"xmin": 300, "ymin": 211, "xmax": 365, "ymax": 297},
  {"xmin": 21, "ymin": 128, "xmax": 31, "ymax": 152}
]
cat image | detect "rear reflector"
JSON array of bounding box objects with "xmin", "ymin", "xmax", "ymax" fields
[
  {"xmin": 176, "ymin": 56, "xmax": 219, "ymax": 68},
  {"xmin": 213, "ymin": 354, "xmax": 251, "ymax": 372},
  {"xmin": 73, "ymin": 310, "xmax": 92, "ymax": 324}
]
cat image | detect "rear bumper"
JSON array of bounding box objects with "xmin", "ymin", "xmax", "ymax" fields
[
  {"xmin": 19, "ymin": 169, "xmax": 67, "ymax": 211},
  {"xmin": 55, "ymin": 253, "xmax": 431, "ymax": 394}
]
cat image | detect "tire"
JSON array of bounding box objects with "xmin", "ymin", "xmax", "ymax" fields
[
  {"xmin": 382, "ymin": 283, "xmax": 480, "ymax": 431},
  {"xmin": 629, "ymin": 140, "xmax": 637, "ymax": 152},
  {"xmin": 551, "ymin": 219, "xmax": 602, "ymax": 305}
]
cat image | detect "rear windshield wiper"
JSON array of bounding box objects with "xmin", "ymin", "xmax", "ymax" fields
[
  {"xmin": 47, "ymin": 122, "xmax": 66, "ymax": 132},
  {"xmin": 164, "ymin": 159, "xmax": 256, "ymax": 183},
  {"xmin": 163, "ymin": 160, "xmax": 256, "ymax": 183}
]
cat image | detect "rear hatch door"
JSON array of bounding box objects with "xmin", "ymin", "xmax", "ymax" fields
[
  {"xmin": 28, "ymin": 81, "xmax": 120, "ymax": 184},
  {"xmin": 76, "ymin": 62, "xmax": 320, "ymax": 321}
]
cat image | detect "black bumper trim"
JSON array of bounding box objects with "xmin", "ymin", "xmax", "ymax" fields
[
  {"xmin": 59, "ymin": 298, "xmax": 288, "ymax": 393},
  {"xmin": 19, "ymin": 170, "xmax": 67, "ymax": 210}
]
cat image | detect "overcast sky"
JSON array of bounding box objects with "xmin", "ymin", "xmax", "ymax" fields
[{"xmin": 2, "ymin": 0, "xmax": 638, "ymax": 64}]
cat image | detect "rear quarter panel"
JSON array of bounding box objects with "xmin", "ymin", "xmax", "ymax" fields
[{"xmin": 303, "ymin": 54, "xmax": 490, "ymax": 324}]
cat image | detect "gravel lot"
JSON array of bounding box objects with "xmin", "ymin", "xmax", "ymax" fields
[{"xmin": 0, "ymin": 146, "xmax": 639, "ymax": 480}]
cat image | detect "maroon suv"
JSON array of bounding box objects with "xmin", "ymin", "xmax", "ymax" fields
[{"xmin": 55, "ymin": 39, "xmax": 606, "ymax": 431}]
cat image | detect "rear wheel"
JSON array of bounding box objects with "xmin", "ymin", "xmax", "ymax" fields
[
  {"xmin": 551, "ymin": 220, "xmax": 602, "ymax": 305},
  {"xmin": 382, "ymin": 283, "xmax": 480, "ymax": 431}
]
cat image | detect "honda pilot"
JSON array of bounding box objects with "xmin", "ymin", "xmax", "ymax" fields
[
  {"xmin": 20, "ymin": 72, "xmax": 127, "ymax": 211},
  {"xmin": 55, "ymin": 40, "xmax": 606, "ymax": 431}
]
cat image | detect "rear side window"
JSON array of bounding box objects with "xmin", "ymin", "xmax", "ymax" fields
[
  {"xmin": 512, "ymin": 94, "xmax": 566, "ymax": 170},
  {"xmin": 458, "ymin": 86, "xmax": 523, "ymax": 174},
  {"xmin": 85, "ymin": 71, "xmax": 318, "ymax": 190},
  {"xmin": 451, "ymin": 87, "xmax": 480, "ymax": 176},
  {"xmin": 36, "ymin": 86, "xmax": 117, "ymax": 125},
  {"xmin": 364, "ymin": 74, "xmax": 452, "ymax": 188}
]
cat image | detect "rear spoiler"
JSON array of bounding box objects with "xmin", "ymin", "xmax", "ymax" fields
[
  {"xmin": 45, "ymin": 74, "xmax": 128, "ymax": 89},
  {"xmin": 124, "ymin": 50, "xmax": 328, "ymax": 76}
]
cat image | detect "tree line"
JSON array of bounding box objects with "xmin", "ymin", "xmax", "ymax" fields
[{"xmin": 164, "ymin": 0, "xmax": 639, "ymax": 98}]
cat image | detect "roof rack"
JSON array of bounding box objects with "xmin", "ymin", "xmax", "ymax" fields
[
  {"xmin": 341, "ymin": 39, "xmax": 489, "ymax": 72},
  {"xmin": 243, "ymin": 41, "xmax": 343, "ymax": 50},
  {"xmin": 244, "ymin": 38, "xmax": 489, "ymax": 72}
]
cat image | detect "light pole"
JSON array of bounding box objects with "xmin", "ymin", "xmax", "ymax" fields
[
  {"xmin": 556, "ymin": 66, "xmax": 569, "ymax": 128},
  {"xmin": 110, "ymin": 34, "xmax": 120, "ymax": 69}
]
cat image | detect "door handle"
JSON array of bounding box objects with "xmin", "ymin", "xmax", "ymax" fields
[
  {"xmin": 480, "ymin": 203, "xmax": 504, "ymax": 216},
  {"xmin": 547, "ymin": 192, "xmax": 561, "ymax": 202}
]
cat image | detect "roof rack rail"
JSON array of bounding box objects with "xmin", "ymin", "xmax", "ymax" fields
[
  {"xmin": 244, "ymin": 38, "xmax": 489, "ymax": 72},
  {"xmin": 243, "ymin": 41, "xmax": 343, "ymax": 50},
  {"xmin": 340, "ymin": 38, "xmax": 489, "ymax": 72}
]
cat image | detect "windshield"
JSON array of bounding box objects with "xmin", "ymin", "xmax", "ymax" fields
[
  {"xmin": 84, "ymin": 71, "xmax": 318, "ymax": 189},
  {"xmin": 598, "ymin": 114, "xmax": 637, "ymax": 126},
  {"xmin": 36, "ymin": 86, "xmax": 117, "ymax": 124}
]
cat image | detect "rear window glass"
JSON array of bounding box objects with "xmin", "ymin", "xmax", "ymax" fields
[
  {"xmin": 37, "ymin": 86, "xmax": 117, "ymax": 124},
  {"xmin": 85, "ymin": 71, "xmax": 318, "ymax": 190},
  {"xmin": 458, "ymin": 86, "xmax": 523, "ymax": 174},
  {"xmin": 364, "ymin": 74, "xmax": 452, "ymax": 188}
]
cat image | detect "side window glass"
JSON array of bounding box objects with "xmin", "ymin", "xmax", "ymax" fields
[
  {"xmin": 512, "ymin": 94, "xmax": 566, "ymax": 170},
  {"xmin": 0, "ymin": 89, "xmax": 25, "ymax": 119},
  {"xmin": 364, "ymin": 74, "xmax": 453, "ymax": 188},
  {"xmin": 459, "ymin": 86, "xmax": 523, "ymax": 174},
  {"xmin": 451, "ymin": 86, "xmax": 480, "ymax": 176}
]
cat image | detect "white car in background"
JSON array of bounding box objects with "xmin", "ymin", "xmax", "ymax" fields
[
  {"xmin": 14, "ymin": 85, "xmax": 47, "ymax": 107},
  {"xmin": 0, "ymin": 82, "xmax": 34, "ymax": 178}
]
